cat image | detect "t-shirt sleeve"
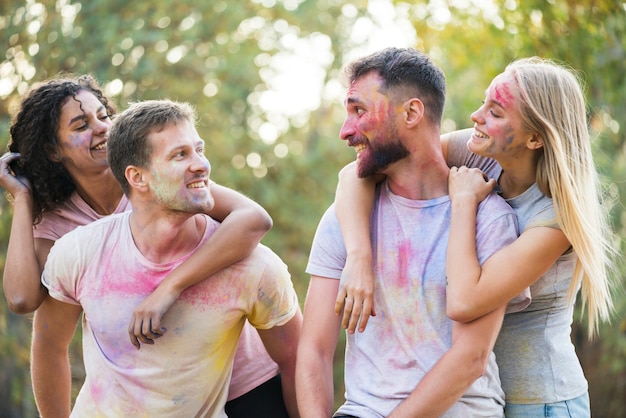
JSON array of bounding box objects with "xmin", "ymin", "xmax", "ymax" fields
[
  {"xmin": 41, "ymin": 232, "xmax": 82, "ymax": 306},
  {"xmin": 445, "ymin": 128, "xmax": 473, "ymax": 168},
  {"xmin": 475, "ymin": 194, "xmax": 531, "ymax": 313},
  {"xmin": 446, "ymin": 129, "xmax": 501, "ymax": 179},
  {"xmin": 34, "ymin": 211, "xmax": 78, "ymax": 241},
  {"xmin": 247, "ymin": 247, "xmax": 299, "ymax": 330},
  {"xmin": 525, "ymin": 204, "xmax": 559, "ymax": 231},
  {"xmin": 475, "ymin": 194, "xmax": 518, "ymax": 264},
  {"xmin": 305, "ymin": 204, "xmax": 346, "ymax": 280}
]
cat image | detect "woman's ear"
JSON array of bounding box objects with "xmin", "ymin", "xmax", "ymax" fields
[
  {"xmin": 528, "ymin": 134, "xmax": 544, "ymax": 150},
  {"xmin": 47, "ymin": 145, "xmax": 62, "ymax": 162}
]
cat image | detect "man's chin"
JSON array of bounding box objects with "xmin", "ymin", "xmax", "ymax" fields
[
  {"xmin": 356, "ymin": 159, "xmax": 382, "ymax": 178},
  {"xmin": 355, "ymin": 160, "xmax": 369, "ymax": 178}
]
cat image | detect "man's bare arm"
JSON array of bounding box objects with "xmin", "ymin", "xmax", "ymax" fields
[
  {"xmin": 31, "ymin": 295, "xmax": 83, "ymax": 418},
  {"xmin": 258, "ymin": 310, "xmax": 303, "ymax": 418},
  {"xmin": 296, "ymin": 276, "xmax": 342, "ymax": 418}
]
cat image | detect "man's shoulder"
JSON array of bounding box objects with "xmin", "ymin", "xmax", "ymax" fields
[
  {"xmin": 55, "ymin": 212, "xmax": 129, "ymax": 246},
  {"xmin": 74, "ymin": 211, "xmax": 129, "ymax": 232},
  {"xmin": 248, "ymin": 244, "xmax": 288, "ymax": 269},
  {"xmin": 476, "ymin": 192, "xmax": 518, "ymax": 233},
  {"xmin": 479, "ymin": 192, "xmax": 515, "ymax": 215}
]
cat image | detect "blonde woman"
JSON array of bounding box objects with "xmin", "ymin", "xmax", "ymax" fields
[{"xmin": 335, "ymin": 58, "xmax": 615, "ymax": 417}]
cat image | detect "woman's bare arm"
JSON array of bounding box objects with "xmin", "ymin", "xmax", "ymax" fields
[
  {"xmin": 333, "ymin": 161, "xmax": 381, "ymax": 333},
  {"xmin": 1, "ymin": 152, "xmax": 49, "ymax": 313},
  {"xmin": 446, "ymin": 166, "xmax": 570, "ymax": 322}
]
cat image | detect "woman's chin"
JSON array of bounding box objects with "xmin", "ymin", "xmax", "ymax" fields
[{"xmin": 467, "ymin": 138, "xmax": 481, "ymax": 153}]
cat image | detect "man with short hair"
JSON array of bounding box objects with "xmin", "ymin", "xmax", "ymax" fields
[
  {"xmin": 31, "ymin": 99, "xmax": 301, "ymax": 417},
  {"xmin": 296, "ymin": 47, "xmax": 518, "ymax": 417}
]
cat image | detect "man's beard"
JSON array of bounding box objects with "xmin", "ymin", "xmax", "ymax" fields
[{"xmin": 357, "ymin": 137, "xmax": 409, "ymax": 178}]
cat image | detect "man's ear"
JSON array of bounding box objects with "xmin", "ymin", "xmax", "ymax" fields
[
  {"xmin": 125, "ymin": 166, "xmax": 149, "ymax": 192},
  {"xmin": 404, "ymin": 98, "xmax": 424, "ymax": 128},
  {"xmin": 528, "ymin": 134, "xmax": 544, "ymax": 150}
]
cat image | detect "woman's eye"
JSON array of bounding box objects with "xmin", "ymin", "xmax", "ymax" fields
[{"xmin": 99, "ymin": 114, "xmax": 111, "ymax": 121}]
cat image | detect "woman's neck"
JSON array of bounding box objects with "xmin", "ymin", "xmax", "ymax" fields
[
  {"xmin": 497, "ymin": 169, "xmax": 536, "ymax": 199},
  {"xmin": 74, "ymin": 174, "xmax": 124, "ymax": 215}
]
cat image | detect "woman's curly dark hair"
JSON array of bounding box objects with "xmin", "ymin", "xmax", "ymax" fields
[{"xmin": 8, "ymin": 74, "xmax": 116, "ymax": 224}]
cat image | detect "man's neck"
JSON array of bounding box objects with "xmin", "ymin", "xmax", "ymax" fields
[
  {"xmin": 129, "ymin": 210, "xmax": 206, "ymax": 264},
  {"xmin": 384, "ymin": 149, "xmax": 450, "ymax": 201}
]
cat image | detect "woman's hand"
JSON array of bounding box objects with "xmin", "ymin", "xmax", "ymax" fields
[
  {"xmin": 448, "ymin": 166, "xmax": 495, "ymax": 205},
  {"xmin": 0, "ymin": 152, "xmax": 31, "ymax": 197},
  {"xmin": 335, "ymin": 254, "xmax": 376, "ymax": 334}
]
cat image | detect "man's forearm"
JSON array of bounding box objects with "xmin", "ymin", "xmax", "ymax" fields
[
  {"xmin": 280, "ymin": 368, "xmax": 300, "ymax": 418},
  {"xmin": 297, "ymin": 276, "xmax": 342, "ymax": 417},
  {"xmin": 31, "ymin": 336, "xmax": 72, "ymax": 417},
  {"xmin": 31, "ymin": 298, "xmax": 81, "ymax": 418},
  {"xmin": 295, "ymin": 351, "xmax": 335, "ymax": 418}
]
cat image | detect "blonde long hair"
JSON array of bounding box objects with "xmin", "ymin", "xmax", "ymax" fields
[{"xmin": 508, "ymin": 57, "xmax": 616, "ymax": 336}]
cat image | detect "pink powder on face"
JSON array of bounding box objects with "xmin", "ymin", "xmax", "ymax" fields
[{"xmin": 493, "ymin": 82, "xmax": 515, "ymax": 109}]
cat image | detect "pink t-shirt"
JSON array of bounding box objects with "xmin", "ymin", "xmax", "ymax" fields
[
  {"xmin": 229, "ymin": 323, "xmax": 280, "ymax": 400},
  {"xmin": 35, "ymin": 191, "xmax": 279, "ymax": 399},
  {"xmin": 43, "ymin": 212, "xmax": 298, "ymax": 417},
  {"xmin": 34, "ymin": 192, "xmax": 131, "ymax": 241}
]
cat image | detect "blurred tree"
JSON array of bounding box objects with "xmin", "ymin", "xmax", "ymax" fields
[{"xmin": 0, "ymin": 0, "xmax": 624, "ymax": 416}]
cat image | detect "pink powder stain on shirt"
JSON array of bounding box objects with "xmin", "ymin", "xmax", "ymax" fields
[
  {"xmin": 177, "ymin": 269, "xmax": 247, "ymax": 309},
  {"xmin": 98, "ymin": 268, "xmax": 162, "ymax": 296},
  {"xmin": 396, "ymin": 240, "xmax": 412, "ymax": 288},
  {"xmin": 88, "ymin": 379, "xmax": 106, "ymax": 404}
]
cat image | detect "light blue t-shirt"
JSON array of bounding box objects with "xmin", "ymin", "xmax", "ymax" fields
[{"xmin": 306, "ymin": 180, "xmax": 518, "ymax": 417}]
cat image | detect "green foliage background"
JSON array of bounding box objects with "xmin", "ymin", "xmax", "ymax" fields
[{"xmin": 0, "ymin": 0, "xmax": 624, "ymax": 417}]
